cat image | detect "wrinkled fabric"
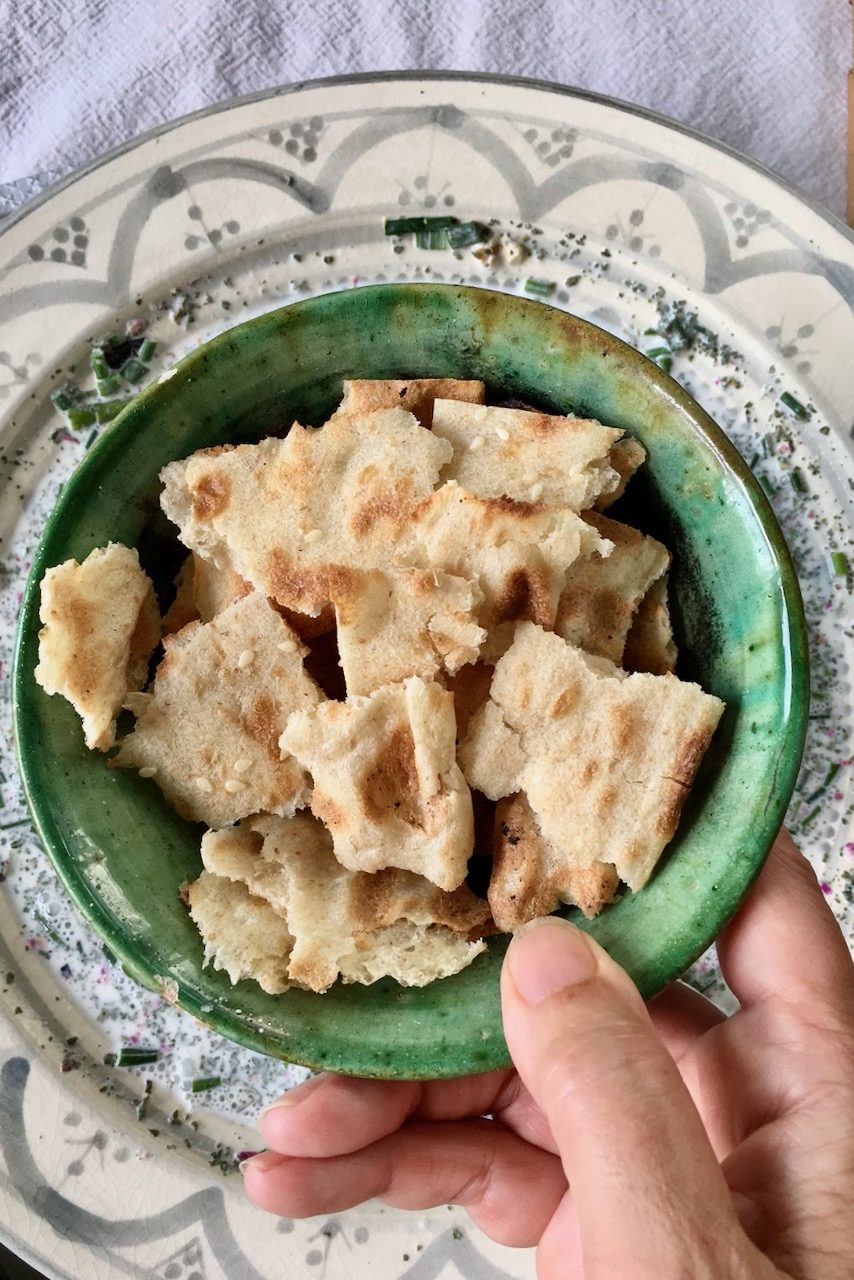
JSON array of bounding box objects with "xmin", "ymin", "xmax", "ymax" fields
[{"xmin": 1, "ymin": 0, "xmax": 848, "ymax": 217}]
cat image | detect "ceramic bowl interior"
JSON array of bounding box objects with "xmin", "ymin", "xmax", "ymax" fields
[{"xmin": 13, "ymin": 284, "xmax": 808, "ymax": 1078}]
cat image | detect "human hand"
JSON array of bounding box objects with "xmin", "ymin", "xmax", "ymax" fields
[{"xmin": 242, "ymin": 830, "xmax": 854, "ymax": 1278}]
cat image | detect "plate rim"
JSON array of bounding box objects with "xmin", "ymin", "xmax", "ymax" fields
[{"xmin": 2, "ymin": 69, "xmax": 853, "ymax": 257}]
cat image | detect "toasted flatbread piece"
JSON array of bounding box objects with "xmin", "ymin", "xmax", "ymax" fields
[
  {"xmin": 490, "ymin": 794, "xmax": 618, "ymax": 928},
  {"xmin": 281, "ymin": 677, "xmax": 474, "ymax": 891},
  {"xmin": 337, "ymin": 379, "xmax": 485, "ymax": 427},
  {"xmin": 162, "ymin": 555, "xmax": 198, "ymax": 635},
  {"xmin": 431, "ymin": 400, "xmax": 622, "ymax": 510},
  {"xmin": 35, "ymin": 543, "xmax": 160, "ymax": 750},
  {"xmin": 192, "ymin": 552, "xmax": 252, "ymax": 621},
  {"xmin": 186, "ymin": 871, "xmax": 292, "ymax": 994},
  {"xmin": 444, "ymin": 661, "xmax": 494, "ymax": 740},
  {"xmin": 332, "ymin": 567, "xmax": 485, "ymax": 696},
  {"xmin": 160, "ymin": 408, "xmax": 451, "ymax": 616},
  {"xmin": 623, "ymin": 574, "xmax": 679, "ymax": 675},
  {"xmin": 195, "ymin": 814, "xmax": 486, "ymax": 993},
  {"xmin": 408, "ymin": 483, "xmax": 608, "ymax": 659},
  {"xmin": 460, "ymin": 622, "xmax": 724, "ymax": 890},
  {"xmin": 114, "ymin": 594, "xmax": 321, "ymax": 827},
  {"xmin": 595, "ymin": 437, "xmax": 647, "ymax": 509},
  {"xmin": 555, "ymin": 512, "xmax": 670, "ymax": 663},
  {"xmin": 198, "ymin": 813, "xmax": 490, "ymax": 990}
]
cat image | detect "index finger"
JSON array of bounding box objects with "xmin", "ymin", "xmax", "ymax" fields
[{"xmin": 716, "ymin": 827, "xmax": 854, "ymax": 1016}]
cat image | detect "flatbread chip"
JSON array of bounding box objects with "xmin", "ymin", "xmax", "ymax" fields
[
  {"xmin": 114, "ymin": 593, "xmax": 321, "ymax": 827},
  {"xmin": 332, "ymin": 567, "xmax": 485, "ymax": 696},
  {"xmin": 201, "ymin": 813, "xmax": 490, "ymax": 991},
  {"xmin": 459, "ymin": 622, "xmax": 724, "ymax": 890},
  {"xmin": 595, "ymin": 436, "xmax": 647, "ymax": 509},
  {"xmin": 408, "ymin": 483, "xmax": 608, "ymax": 659},
  {"xmin": 490, "ymin": 793, "xmax": 618, "ymax": 928},
  {"xmin": 35, "ymin": 543, "xmax": 160, "ymax": 750},
  {"xmin": 445, "ymin": 661, "xmax": 494, "ymax": 740},
  {"xmin": 337, "ymin": 379, "xmax": 485, "ymax": 427},
  {"xmin": 555, "ymin": 512, "xmax": 670, "ymax": 663},
  {"xmin": 192, "ymin": 552, "xmax": 252, "ymax": 621},
  {"xmin": 280, "ymin": 676, "xmax": 473, "ymax": 890},
  {"xmin": 623, "ymin": 574, "xmax": 679, "ymax": 675},
  {"xmin": 160, "ymin": 408, "xmax": 451, "ymax": 615},
  {"xmin": 162, "ymin": 555, "xmax": 198, "ymax": 635},
  {"xmin": 431, "ymin": 400, "xmax": 622, "ymax": 510},
  {"xmin": 186, "ymin": 871, "xmax": 292, "ymax": 994}
]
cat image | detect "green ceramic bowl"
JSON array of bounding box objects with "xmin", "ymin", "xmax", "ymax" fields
[{"xmin": 13, "ymin": 284, "xmax": 808, "ymax": 1079}]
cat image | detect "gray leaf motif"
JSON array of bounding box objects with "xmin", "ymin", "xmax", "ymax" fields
[{"xmin": 0, "ymin": 1057, "xmax": 266, "ymax": 1280}]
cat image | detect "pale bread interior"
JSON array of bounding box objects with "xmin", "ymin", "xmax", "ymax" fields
[{"xmin": 35, "ymin": 542, "xmax": 160, "ymax": 750}]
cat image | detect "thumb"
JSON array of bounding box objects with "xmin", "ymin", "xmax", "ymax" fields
[{"xmin": 501, "ymin": 918, "xmax": 746, "ymax": 1278}]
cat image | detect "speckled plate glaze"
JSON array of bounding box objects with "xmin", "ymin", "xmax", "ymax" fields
[{"xmin": 0, "ymin": 73, "xmax": 852, "ymax": 1280}]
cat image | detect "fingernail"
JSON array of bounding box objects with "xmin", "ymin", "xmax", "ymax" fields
[
  {"xmin": 239, "ymin": 1150, "xmax": 279, "ymax": 1173},
  {"xmin": 259, "ymin": 1072, "xmax": 325, "ymax": 1120},
  {"xmin": 508, "ymin": 918, "xmax": 596, "ymax": 1004}
]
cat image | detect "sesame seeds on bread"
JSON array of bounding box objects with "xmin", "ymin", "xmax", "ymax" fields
[
  {"xmin": 34, "ymin": 542, "xmax": 160, "ymax": 750},
  {"xmin": 113, "ymin": 593, "xmax": 322, "ymax": 827},
  {"xmin": 431, "ymin": 400, "xmax": 623, "ymax": 510}
]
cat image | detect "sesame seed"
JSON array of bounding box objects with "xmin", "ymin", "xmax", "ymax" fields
[
  {"xmin": 233, "ymin": 758, "xmax": 252, "ymax": 773},
  {"xmin": 195, "ymin": 777, "xmax": 213, "ymax": 793},
  {"xmin": 138, "ymin": 766, "xmax": 158, "ymax": 779},
  {"xmin": 469, "ymin": 434, "xmax": 485, "ymax": 451},
  {"xmin": 304, "ymin": 528, "xmax": 323, "ymax": 544},
  {"xmin": 529, "ymin": 482, "xmax": 544, "ymax": 501},
  {"xmin": 494, "ymin": 427, "xmax": 510, "ymax": 441},
  {"xmin": 277, "ymin": 639, "xmax": 298, "ymax": 653},
  {"xmin": 224, "ymin": 779, "xmax": 244, "ymax": 794},
  {"xmin": 237, "ymin": 649, "xmax": 255, "ymax": 669}
]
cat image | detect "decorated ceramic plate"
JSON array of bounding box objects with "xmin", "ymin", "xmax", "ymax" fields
[{"xmin": 0, "ymin": 72, "xmax": 852, "ymax": 1280}]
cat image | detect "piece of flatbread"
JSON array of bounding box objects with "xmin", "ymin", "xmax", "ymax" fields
[
  {"xmin": 459, "ymin": 622, "xmax": 724, "ymax": 890},
  {"xmin": 186, "ymin": 871, "xmax": 293, "ymax": 994},
  {"xmin": 192, "ymin": 552, "xmax": 252, "ymax": 621},
  {"xmin": 336, "ymin": 379, "xmax": 485, "ymax": 427},
  {"xmin": 198, "ymin": 813, "xmax": 490, "ymax": 991},
  {"xmin": 623, "ymin": 574, "xmax": 679, "ymax": 675},
  {"xmin": 490, "ymin": 793, "xmax": 618, "ymax": 929},
  {"xmin": 161, "ymin": 555, "xmax": 198, "ymax": 635},
  {"xmin": 444, "ymin": 662, "xmax": 494, "ymax": 741},
  {"xmin": 34, "ymin": 543, "xmax": 160, "ymax": 750},
  {"xmin": 595, "ymin": 436, "xmax": 647, "ymax": 509},
  {"xmin": 431, "ymin": 400, "xmax": 623, "ymax": 510},
  {"xmin": 554, "ymin": 511, "xmax": 670, "ymax": 664},
  {"xmin": 114, "ymin": 593, "xmax": 321, "ymax": 827},
  {"xmin": 332, "ymin": 567, "xmax": 485, "ymax": 696},
  {"xmin": 281, "ymin": 676, "xmax": 473, "ymax": 891},
  {"xmin": 407, "ymin": 482, "xmax": 609, "ymax": 659},
  {"xmin": 159, "ymin": 408, "xmax": 451, "ymax": 616}
]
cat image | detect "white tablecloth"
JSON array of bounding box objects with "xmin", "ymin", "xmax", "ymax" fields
[{"xmin": 2, "ymin": 0, "xmax": 849, "ymax": 219}]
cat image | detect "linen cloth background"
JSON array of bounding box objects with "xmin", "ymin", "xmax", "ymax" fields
[{"xmin": 0, "ymin": 0, "xmax": 850, "ymax": 220}]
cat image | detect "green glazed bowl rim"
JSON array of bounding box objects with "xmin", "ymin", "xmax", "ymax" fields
[{"xmin": 13, "ymin": 284, "xmax": 810, "ymax": 1077}]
